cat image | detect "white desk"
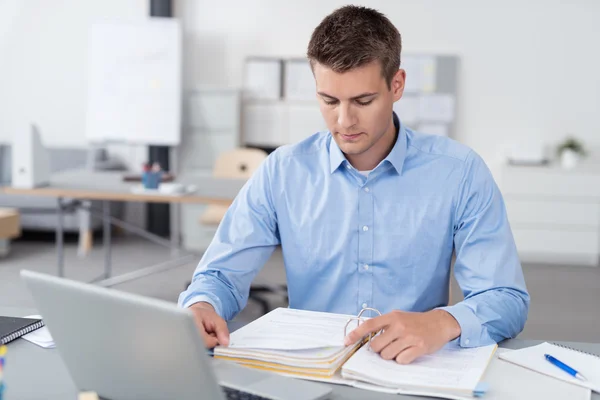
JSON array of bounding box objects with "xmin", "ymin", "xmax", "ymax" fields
[{"xmin": 2, "ymin": 307, "xmax": 598, "ymax": 400}]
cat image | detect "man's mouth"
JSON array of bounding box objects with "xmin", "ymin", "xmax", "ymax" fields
[{"xmin": 339, "ymin": 132, "xmax": 363, "ymax": 141}]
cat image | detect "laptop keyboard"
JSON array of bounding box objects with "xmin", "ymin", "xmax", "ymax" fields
[{"xmin": 222, "ymin": 386, "xmax": 271, "ymax": 400}]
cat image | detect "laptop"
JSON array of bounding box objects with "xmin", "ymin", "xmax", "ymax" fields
[{"xmin": 21, "ymin": 270, "xmax": 332, "ymax": 400}]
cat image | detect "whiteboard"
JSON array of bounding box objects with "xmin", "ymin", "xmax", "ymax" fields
[{"xmin": 85, "ymin": 18, "xmax": 181, "ymax": 145}]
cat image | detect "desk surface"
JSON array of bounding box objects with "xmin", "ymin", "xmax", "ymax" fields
[
  {"xmin": 2, "ymin": 306, "xmax": 599, "ymax": 400},
  {"xmin": 1, "ymin": 170, "xmax": 246, "ymax": 205}
]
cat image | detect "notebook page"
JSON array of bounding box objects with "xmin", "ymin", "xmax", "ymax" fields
[
  {"xmin": 21, "ymin": 314, "xmax": 54, "ymax": 348},
  {"xmin": 226, "ymin": 308, "xmax": 361, "ymax": 350},
  {"xmin": 485, "ymin": 349, "xmax": 591, "ymax": 400},
  {"xmin": 498, "ymin": 342, "xmax": 600, "ymax": 393},
  {"xmin": 342, "ymin": 342, "xmax": 497, "ymax": 392}
]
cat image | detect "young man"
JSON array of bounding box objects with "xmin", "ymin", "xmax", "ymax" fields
[{"xmin": 179, "ymin": 5, "xmax": 529, "ymax": 364}]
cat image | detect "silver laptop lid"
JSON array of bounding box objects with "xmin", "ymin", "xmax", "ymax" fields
[{"xmin": 21, "ymin": 270, "xmax": 225, "ymax": 400}]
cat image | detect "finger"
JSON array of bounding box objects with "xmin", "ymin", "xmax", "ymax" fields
[
  {"xmin": 192, "ymin": 315, "xmax": 219, "ymax": 348},
  {"xmin": 344, "ymin": 315, "xmax": 392, "ymax": 346},
  {"xmin": 198, "ymin": 325, "xmax": 218, "ymax": 348},
  {"xmin": 203, "ymin": 319, "xmax": 216, "ymax": 332},
  {"xmin": 213, "ymin": 317, "xmax": 231, "ymax": 346},
  {"xmin": 395, "ymin": 346, "xmax": 424, "ymax": 365},
  {"xmin": 379, "ymin": 338, "xmax": 412, "ymax": 361},
  {"xmin": 369, "ymin": 327, "xmax": 400, "ymax": 353},
  {"xmin": 203, "ymin": 333, "xmax": 219, "ymax": 349}
]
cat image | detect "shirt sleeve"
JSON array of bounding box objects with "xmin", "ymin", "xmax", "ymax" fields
[
  {"xmin": 438, "ymin": 151, "xmax": 530, "ymax": 347},
  {"xmin": 178, "ymin": 152, "xmax": 280, "ymax": 320}
]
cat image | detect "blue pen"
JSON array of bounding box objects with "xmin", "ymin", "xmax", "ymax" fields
[{"xmin": 544, "ymin": 354, "xmax": 587, "ymax": 381}]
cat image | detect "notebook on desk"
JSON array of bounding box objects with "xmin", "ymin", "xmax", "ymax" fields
[
  {"xmin": 215, "ymin": 308, "xmax": 496, "ymax": 400},
  {"xmin": 0, "ymin": 316, "xmax": 44, "ymax": 345},
  {"xmin": 498, "ymin": 342, "xmax": 600, "ymax": 393}
]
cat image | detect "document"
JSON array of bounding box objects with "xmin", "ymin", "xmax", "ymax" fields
[
  {"xmin": 485, "ymin": 349, "xmax": 592, "ymax": 400},
  {"xmin": 215, "ymin": 308, "xmax": 497, "ymax": 399},
  {"xmin": 22, "ymin": 315, "xmax": 55, "ymax": 348},
  {"xmin": 227, "ymin": 308, "xmax": 355, "ymax": 350},
  {"xmin": 342, "ymin": 342, "xmax": 497, "ymax": 392},
  {"xmin": 499, "ymin": 342, "xmax": 600, "ymax": 394}
]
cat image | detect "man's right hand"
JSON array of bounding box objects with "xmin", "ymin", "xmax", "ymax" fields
[{"xmin": 189, "ymin": 302, "xmax": 230, "ymax": 348}]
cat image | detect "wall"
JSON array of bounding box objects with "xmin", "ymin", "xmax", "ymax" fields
[
  {"xmin": 0, "ymin": 0, "xmax": 149, "ymax": 227},
  {"xmin": 0, "ymin": 0, "xmax": 147, "ymax": 151},
  {"xmin": 177, "ymin": 0, "xmax": 600, "ymax": 169},
  {"xmin": 1, "ymin": 0, "xmax": 599, "ymax": 169}
]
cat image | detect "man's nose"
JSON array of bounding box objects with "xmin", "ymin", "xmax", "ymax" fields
[{"xmin": 337, "ymin": 103, "xmax": 357, "ymax": 130}]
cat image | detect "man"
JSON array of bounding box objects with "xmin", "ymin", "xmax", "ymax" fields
[{"xmin": 179, "ymin": 5, "xmax": 529, "ymax": 365}]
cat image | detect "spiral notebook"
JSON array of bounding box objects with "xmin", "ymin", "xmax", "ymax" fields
[
  {"xmin": 498, "ymin": 342, "xmax": 600, "ymax": 393},
  {"xmin": 0, "ymin": 316, "xmax": 44, "ymax": 345}
]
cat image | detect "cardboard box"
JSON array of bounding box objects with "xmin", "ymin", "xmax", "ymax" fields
[{"xmin": 0, "ymin": 208, "xmax": 20, "ymax": 239}]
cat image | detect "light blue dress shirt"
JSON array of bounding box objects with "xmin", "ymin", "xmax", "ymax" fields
[{"xmin": 179, "ymin": 115, "xmax": 530, "ymax": 348}]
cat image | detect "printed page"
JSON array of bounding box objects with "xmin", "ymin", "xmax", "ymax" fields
[
  {"xmin": 224, "ymin": 308, "xmax": 362, "ymax": 350},
  {"xmin": 342, "ymin": 341, "xmax": 497, "ymax": 392}
]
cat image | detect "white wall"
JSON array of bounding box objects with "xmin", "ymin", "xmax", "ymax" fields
[
  {"xmin": 178, "ymin": 0, "xmax": 600, "ymax": 169},
  {"xmin": 0, "ymin": 0, "xmax": 147, "ymax": 149},
  {"xmin": 0, "ymin": 0, "xmax": 149, "ymax": 228},
  {"xmin": 2, "ymin": 0, "xmax": 599, "ymax": 171}
]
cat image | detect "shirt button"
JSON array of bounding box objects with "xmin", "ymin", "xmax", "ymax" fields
[
  {"xmin": 465, "ymin": 339, "xmax": 470, "ymax": 345},
  {"xmin": 362, "ymin": 225, "xmax": 369, "ymax": 232},
  {"xmin": 346, "ymin": 164, "xmax": 352, "ymax": 169},
  {"xmin": 363, "ymin": 264, "xmax": 369, "ymax": 271},
  {"xmin": 362, "ymin": 303, "xmax": 368, "ymax": 309},
  {"xmin": 364, "ymin": 187, "xmax": 370, "ymax": 193}
]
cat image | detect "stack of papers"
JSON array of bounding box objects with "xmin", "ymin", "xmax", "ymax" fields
[
  {"xmin": 215, "ymin": 308, "xmax": 497, "ymax": 399},
  {"xmin": 215, "ymin": 308, "xmax": 363, "ymax": 378}
]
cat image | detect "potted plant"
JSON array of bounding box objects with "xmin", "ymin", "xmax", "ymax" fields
[{"xmin": 557, "ymin": 136, "xmax": 586, "ymax": 169}]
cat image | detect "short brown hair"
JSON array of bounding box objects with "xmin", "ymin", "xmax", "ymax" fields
[{"xmin": 307, "ymin": 5, "xmax": 402, "ymax": 89}]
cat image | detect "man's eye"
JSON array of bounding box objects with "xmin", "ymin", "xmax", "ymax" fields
[
  {"xmin": 323, "ymin": 99, "xmax": 338, "ymax": 105},
  {"xmin": 356, "ymin": 99, "xmax": 373, "ymax": 106}
]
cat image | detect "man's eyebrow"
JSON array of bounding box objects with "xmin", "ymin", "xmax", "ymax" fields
[{"xmin": 317, "ymin": 92, "xmax": 378, "ymax": 100}]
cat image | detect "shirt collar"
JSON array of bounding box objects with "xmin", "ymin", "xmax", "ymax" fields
[{"xmin": 329, "ymin": 111, "xmax": 407, "ymax": 175}]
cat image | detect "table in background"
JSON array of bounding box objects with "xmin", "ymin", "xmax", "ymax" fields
[{"xmin": 1, "ymin": 170, "xmax": 246, "ymax": 286}]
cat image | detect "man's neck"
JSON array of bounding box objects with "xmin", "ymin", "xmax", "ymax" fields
[{"xmin": 346, "ymin": 116, "xmax": 398, "ymax": 171}]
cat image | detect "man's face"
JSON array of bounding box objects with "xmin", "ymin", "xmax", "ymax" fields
[{"xmin": 313, "ymin": 61, "xmax": 405, "ymax": 167}]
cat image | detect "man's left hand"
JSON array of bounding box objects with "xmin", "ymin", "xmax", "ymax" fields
[{"xmin": 344, "ymin": 309, "xmax": 462, "ymax": 364}]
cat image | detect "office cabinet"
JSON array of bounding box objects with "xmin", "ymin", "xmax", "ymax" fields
[{"xmin": 500, "ymin": 164, "xmax": 600, "ymax": 266}]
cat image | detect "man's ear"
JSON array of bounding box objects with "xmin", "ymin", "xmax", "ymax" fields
[{"xmin": 391, "ymin": 69, "xmax": 405, "ymax": 101}]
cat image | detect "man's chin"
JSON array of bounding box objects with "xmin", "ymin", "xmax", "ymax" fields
[{"xmin": 337, "ymin": 142, "xmax": 367, "ymax": 156}]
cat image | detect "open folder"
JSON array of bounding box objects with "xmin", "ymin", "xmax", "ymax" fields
[{"xmin": 214, "ymin": 308, "xmax": 496, "ymax": 399}]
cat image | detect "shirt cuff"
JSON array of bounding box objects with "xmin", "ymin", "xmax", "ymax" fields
[
  {"xmin": 437, "ymin": 303, "xmax": 482, "ymax": 348},
  {"xmin": 179, "ymin": 294, "xmax": 222, "ymax": 317}
]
